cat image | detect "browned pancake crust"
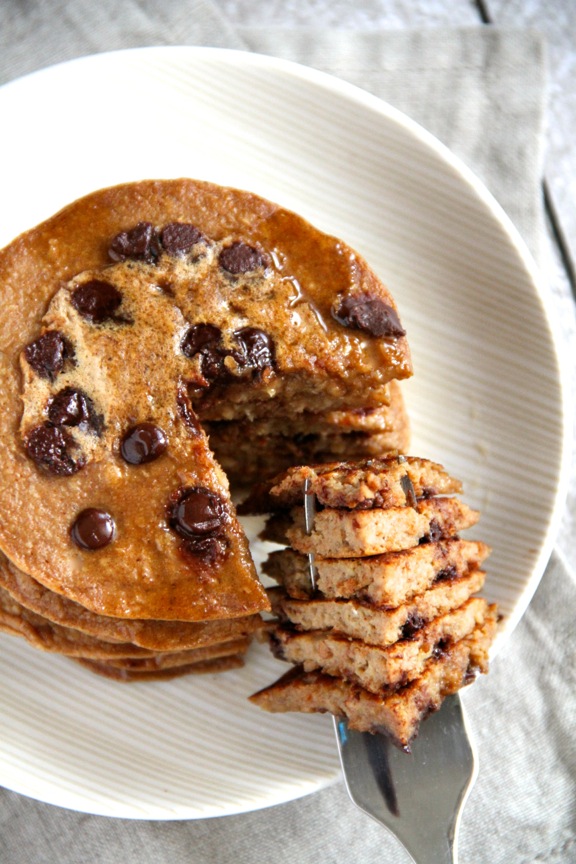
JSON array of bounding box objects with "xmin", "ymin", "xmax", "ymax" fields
[{"xmin": 0, "ymin": 552, "xmax": 263, "ymax": 651}]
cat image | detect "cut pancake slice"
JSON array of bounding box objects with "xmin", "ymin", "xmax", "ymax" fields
[
  {"xmin": 266, "ymin": 597, "xmax": 495, "ymax": 691},
  {"xmin": 250, "ymin": 612, "xmax": 497, "ymax": 748},
  {"xmin": 263, "ymin": 538, "xmax": 491, "ymax": 605},
  {"xmin": 239, "ymin": 454, "xmax": 462, "ymax": 514},
  {"xmin": 263, "ymin": 497, "xmax": 479, "ymax": 559},
  {"xmin": 268, "ymin": 567, "xmax": 486, "ymax": 646}
]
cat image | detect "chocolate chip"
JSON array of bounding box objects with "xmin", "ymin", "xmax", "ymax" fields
[
  {"xmin": 181, "ymin": 533, "xmax": 228, "ymax": 564},
  {"xmin": 120, "ymin": 423, "xmax": 167, "ymax": 465},
  {"xmin": 168, "ymin": 486, "xmax": 226, "ymax": 540},
  {"xmin": 434, "ymin": 564, "xmax": 458, "ymax": 583},
  {"xmin": 419, "ymin": 518, "xmax": 444, "ymax": 545},
  {"xmin": 181, "ymin": 323, "xmax": 226, "ymax": 382},
  {"xmin": 400, "ymin": 612, "xmax": 425, "ymax": 639},
  {"xmin": 427, "ymin": 519, "xmax": 443, "ymax": 542},
  {"xmin": 71, "ymin": 280, "xmax": 123, "ymax": 324},
  {"xmin": 47, "ymin": 387, "xmax": 98, "ymax": 431},
  {"xmin": 24, "ymin": 424, "xmax": 84, "ymax": 475},
  {"xmin": 432, "ymin": 639, "xmax": 449, "ymax": 660},
  {"xmin": 108, "ymin": 222, "xmax": 160, "ymax": 264},
  {"xmin": 70, "ymin": 508, "xmax": 115, "ymax": 550},
  {"xmin": 181, "ymin": 323, "xmax": 222, "ymax": 358},
  {"xmin": 218, "ymin": 242, "xmax": 266, "ymax": 275},
  {"xmin": 24, "ymin": 331, "xmax": 73, "ymax": 380},
  {"xmin": 160, "ymin": 223, "xmax": 204, "ymax": 256},
  {"xmin": 232, "ymin": 327, "xmax": 275, "ymax": 373},
  {"xmin": 332, "ymin": 294, "xmax": 406, "ymax": 338}
]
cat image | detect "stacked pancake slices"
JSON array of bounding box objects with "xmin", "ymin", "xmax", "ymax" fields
[{"xmin": 247, "ymin": 458, "xmax": 498, "ymax": 749}]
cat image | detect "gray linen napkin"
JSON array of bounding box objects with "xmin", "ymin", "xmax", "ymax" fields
[{"xmin": 1, "ymin": 3, "xmax": 575, "ymax": 863}]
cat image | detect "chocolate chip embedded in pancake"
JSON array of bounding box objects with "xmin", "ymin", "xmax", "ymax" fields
[{"xmin": 0, "ymin": 178, "xmax": 411, "ymax": 626}]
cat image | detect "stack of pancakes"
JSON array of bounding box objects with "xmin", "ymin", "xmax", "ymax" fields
[
  {"xmin": 246, "ymin": 457, "xmax": 498, "ymax": 749},
  {"xmin": 0, "ymin": 552, "xmax": 264, "ymax": 680},
  {"xmin": 0, "ymin": 179, "xmax": 413, "ymax": 679},
  {"xmin": 206, "ymin": 380, "xmax": 409, "ymax": 487}
]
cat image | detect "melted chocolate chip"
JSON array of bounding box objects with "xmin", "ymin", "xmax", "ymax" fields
[
  {"xmin": 182, "ymin": 533, "xmax": 228, "ymax": 564},
  {"xmin": 333, "ymin": 294, "xmax": 406, "ymax": 338},
  {"xmin": 70, "ymin": 508, "xmax": 115, "ymax": 550},
  {"xmin": 120, "ymin": 423, "xmax": 167, "ymax": 465},
  {"xmin": 24, "ymin": 424, "xmax": 84, "ymax": 475},
  {"xmin": 47, "ymin": 387, "xmax": 98, "ymax": 431},
  {"xmin": 160, "ymin": 222, "xmax": 204, "ymax": 256},
  {"xmin": 168, "ymin": 487, "xmax": 226, "ymax": 540},
  {"xmin": 181, "ymin": 323, "xmax": 222, "ymax": 358},
  {"xmin": 181, "ymin": 323, "xmax": 226, "ymax": 382},
  {"xmin": 434, "ymin": 564, "xmax": 459, "ymax": 583},
  {"xmin": 24, "ymin": 331, "xmax": 73, "ymax": 380},
  {"xmin": 232, "ymin": 327, "xmax": 275, "ymax": 373},
  {"xmin": 218, "ymin": 242, "xmax": 266, "ymax": 275},
  {"xmin": 71, "ymin": 280, "xmax": 123, "ymax": 324},
  {"xmin": 108, "ymin": 222, "xmax": 160, "ymax": 264},
  {"xmin": 432, "ymin": 639, "xmax": 449, "ymax": 660},
  {"xmin": 427, "ymin": 519, "xmax": 444, "ymax": 542},
  {"xmin": 167, "ymin": 487, "xmax": 229, "ymax": 561},
  {"xmin": 400, "ymin": 612, "xmax": 425, "ymax": 640}
]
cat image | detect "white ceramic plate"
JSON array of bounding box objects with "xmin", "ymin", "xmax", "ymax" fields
[{"xmin": 0, "ymin": 47, "xmax": 569, "ymax": 820}]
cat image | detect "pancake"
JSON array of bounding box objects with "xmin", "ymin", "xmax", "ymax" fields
[
  {"xmin": 240, "ymin": 453, "xmax": 461, "ymax": 513},
  {"xmin": 262, "ymin": 496, "xmax": 480, "ymax": 558},
  {"xmin": 268, "ymin": 568, "xmax": 486, "ymax": 646},
  {"xmin": 264, "ymin": 597, "xmax": 494, "ymax": 691},
  {"xmin": 262, "ymin": 538, "xmax": 491, "ymax": 604},
  {"xmin": 76, "ymin": 654, "xmax": 246, "ymax": 682}
]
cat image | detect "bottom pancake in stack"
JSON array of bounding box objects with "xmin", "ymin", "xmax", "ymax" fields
[{"xmin": 244, "ymin": 457, "xmax": 498, "ymax": 750}]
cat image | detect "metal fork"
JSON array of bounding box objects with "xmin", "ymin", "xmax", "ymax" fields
[
  {"xmin": 303, "ymin": 476, "xmax": 477, "ymax": 864},
  {"xmin": 333, "ymin": 697, "xmax": 477, "ymax": 864}
]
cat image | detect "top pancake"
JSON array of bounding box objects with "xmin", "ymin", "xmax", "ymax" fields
[{"xmin": 0, "ymin": 178, "xmax": 412, "ymax": 622}]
